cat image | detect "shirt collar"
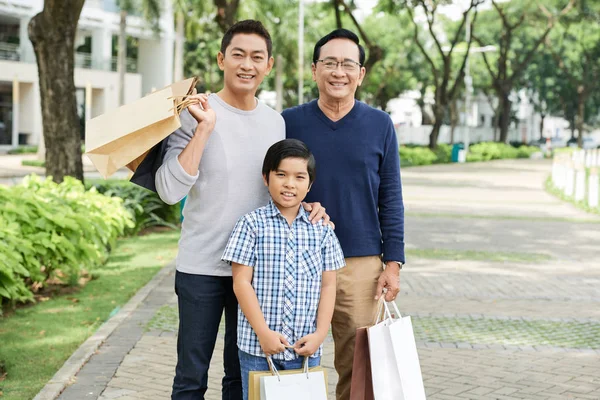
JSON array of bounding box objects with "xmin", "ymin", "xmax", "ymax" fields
[{"xmin": 265, "ymin": 199, "xmax": 311, "ymax": 224}]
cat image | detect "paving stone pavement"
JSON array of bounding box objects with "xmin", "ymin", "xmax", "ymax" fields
[{"xmin": 53, "ymin": 159, "xmax": 600, "ymax": 400}]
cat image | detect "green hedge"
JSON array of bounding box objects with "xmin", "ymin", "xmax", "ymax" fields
[
  {"xmin": 400, "ymin": 142, "xmax": 541, "ymax": 166},
  {"xmin": 0, "ymin": 176, "xmax": 134, "ymax": 308},
  {"xmin": 86, "ymin": 180, "xmax": 181, "ymax": 235}
]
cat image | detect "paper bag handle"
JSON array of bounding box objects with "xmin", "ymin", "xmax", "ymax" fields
[
  {"xmin": 266, "ymin": 356, "xmax": 311, "ymax": 381},
  {"xmin": 374, "ymin": 296, "xmax": 403, "ymax": 324}
]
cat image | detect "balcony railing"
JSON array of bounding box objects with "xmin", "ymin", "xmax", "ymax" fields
[
  {"xmin": 1, "ymin": 44, "xmax": 138, "ymax": 74},
  {"xmin": 0, "ymin": 42, "xmax": 20, "ymax": 62},
  {"xmin": 75, "ymin": 52, "xmax": 138, "ymax": 73}
]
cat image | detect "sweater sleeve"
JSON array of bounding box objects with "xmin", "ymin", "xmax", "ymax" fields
[
  {"xmin": 378, "ymin": 117, "xmax": 405, "ymax": 264},
  {"xmin": 155, "ymin": 109, "xmax": 200, "ymax": 205}
]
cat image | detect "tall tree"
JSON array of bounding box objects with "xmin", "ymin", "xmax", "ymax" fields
[
  {"xmin": 116, "ymin": 0, "xmax": 161, "ymax": 105},
  {"xmin": 382, "ymin": 0, "xmax": 483, "ymax": 149},
  {"xmin": 546, "ymin": 12, "xmax": 600, "ymax": 147},
  {"xmin": 28, "ymin": 0, "xmax": 85, "ymax": 183},
  {"xmin": 472, "ymin": 0, "xmax": 574, "ymax": 143},
  {"xmin": 522, "ymin": 50, "xmax": 562, "ymax": 140},
  {"xmin": 214, "ymin": 0, "xmax": 241, "ymax": 32},
  {"xmin": 360, "ymin": 11, "xmax": 420, "ymax": 110},
  {"xmin": 335, "ymin": 0, "xmax": 384, "ymax": 74}
]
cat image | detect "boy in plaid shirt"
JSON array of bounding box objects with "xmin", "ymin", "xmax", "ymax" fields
[{"xmin": 222, "ymin": 139, "xmax": 345, "ymax": 399}]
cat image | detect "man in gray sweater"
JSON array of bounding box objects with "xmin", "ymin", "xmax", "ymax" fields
[{"xmin": 156, "ymin": 20, "xmax": 326, "ymax": 400}]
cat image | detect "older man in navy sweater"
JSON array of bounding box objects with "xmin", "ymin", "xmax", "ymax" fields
[{"xmin": 282, "ymin": 29, "xmax": 405, "ymax": 400}]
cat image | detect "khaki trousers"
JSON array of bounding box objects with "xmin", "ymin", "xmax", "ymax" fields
[{"xmin": 332, "ymin": 255, "xmax": 382, "ymax": 400}]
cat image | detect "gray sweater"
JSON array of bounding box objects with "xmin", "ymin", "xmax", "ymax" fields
[{"xmin": 156, "ymin": 94, "xmax": 285, "ymax": 276}]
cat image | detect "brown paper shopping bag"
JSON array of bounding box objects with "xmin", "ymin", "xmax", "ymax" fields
[
  {"xmin": 349, "ymin": 326, "xmax": 374, "ymax": 400},
  {"xmin": 85, "ymin": 77, "xmax": 197, "ymax": 179}
]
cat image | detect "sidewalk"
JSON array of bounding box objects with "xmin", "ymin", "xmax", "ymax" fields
[
  {"xmin": 36, "ymin": 159, "xmax": 600, "ymax": 400},
  {"xmin": 0, "ymin": 154, "xmax": 131, "ymax": 186}
]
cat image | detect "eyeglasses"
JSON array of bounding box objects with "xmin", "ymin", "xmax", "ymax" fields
[{"xmin": 315, "ymin": 59, "xmax": 361, "ymax": 72}]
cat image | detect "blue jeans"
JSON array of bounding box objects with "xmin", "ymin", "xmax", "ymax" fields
[
  {"xmin": 172, "ymin": 271, "xmax": 242, "ymax": 400},
  {"xmin": 238, "ymin": 350, "xmax": 321, "ymax": 400}
]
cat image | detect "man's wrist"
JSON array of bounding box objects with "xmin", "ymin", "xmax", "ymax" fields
[{"xmin": 385, "ymin": 261, "xmax": 403, "ymax": 271}]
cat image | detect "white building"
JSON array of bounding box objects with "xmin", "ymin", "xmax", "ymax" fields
[
  {"xmin": 388, "ymin": 90, "xmax": 571, "ymax": 146},
  {"xmin": 0, "ymin": 0, "xmax": 174, "ymax": 150}
]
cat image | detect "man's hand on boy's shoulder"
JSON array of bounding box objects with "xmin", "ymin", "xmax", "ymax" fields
[
  {"xmin": 302, "ymin": 202, "xmax": 335, "ymax": 229},
  {"xmin": 257, "ymin": 329, "xmax": 290, "ymax": 356},
  {"xmin": 293, "ymin": 332, "xmax": 326, "ymax": 356}
]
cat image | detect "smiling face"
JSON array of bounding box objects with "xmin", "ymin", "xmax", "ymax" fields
[
  {"xmin": 263, "ymin": 157, "xmax": 311, "ymax": 215},
  {"xmin": 312, "ymin": 38, "xmax": 366, "ymax": 103},
  {"xmin": 218, "ymin": 33, "xmax": 274, "ymax": 96}
]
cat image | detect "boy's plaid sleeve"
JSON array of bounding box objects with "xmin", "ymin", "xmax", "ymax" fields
[
  {"xmin": 321, "ymin": 226, "xmax": 346, "ymax": 271},
  {"xmin": 222, "ymin": 216, "xmax": 257, "ymax": 267}
]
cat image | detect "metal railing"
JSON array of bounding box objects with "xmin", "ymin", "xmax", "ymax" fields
[
  {"xmin": 0, "ymin": 42, "xmax": 19, "ymax": 62},
  {"xmin": 1, "ymin": 43, "xmax": 138, "ymax": 74},
  {"xmin": 74, "ymin": 52, "xmax": 138, "ymax": 73},
  {"xmin": 110, "ymin": 56, "xmax": 138, "ymax": 73}
]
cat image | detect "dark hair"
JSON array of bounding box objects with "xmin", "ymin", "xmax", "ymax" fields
[
  {"xmin": 262, "ymin": 139, "xmax": 316, "ymax": 184},
  {"xmin": 312, "ymin": 28, "xmax": 365, "ymax": 66},
  {"xmin": 220, "ymin": 20, "xmax": 273, "ymax": 58}
]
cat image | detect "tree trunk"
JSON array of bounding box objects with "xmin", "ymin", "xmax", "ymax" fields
[
  {"xmin": 539, "ymin": 114, "xmax": 545, "ymax": 140},
  {"xmin": 174, "ymin": 10, "xmax": 185, "ymax": 82},
  {"xmin": 576, "ymin": 94, "xmax": 585, "ymax": 148},
  {"xmin": 28, "ymin": 0, "xmax": 85, "ymax": 183},
  {"xmin": 333, "ymin": 0, "xmax": 342, "ymax": 29},
  {"xmin": 214, "ymin": 0, "xmax": 240, "ymax": 33},
  {"xmin": 118, "ymin": 9, "xmax": 127, "ymax": 105},
  {"xmin": 429, "ymin": 119, "xmax": 443, "ymax": 150},
  {"xmin": 429, "ymin": 107, "xmax": 445, "ymax": 150},
  {"xmin": 275, "ymin": 54, "xmax": 283, "ymax": 112},
  {"xmin": 450, "ymin": 100, "xmax": 458, "ymax": 145},
  {"xmin": 498, "ymin": 94, "xmax": 511, "ymax": 143}
]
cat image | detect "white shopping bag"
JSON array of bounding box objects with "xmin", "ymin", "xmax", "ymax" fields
[
  {"xmin": 368, "ymin": 300, "xmax": 426, "ymax": 400},
  {"xmin": 260, "ymin": 357, "xmax": 328, "ymax": 400}
]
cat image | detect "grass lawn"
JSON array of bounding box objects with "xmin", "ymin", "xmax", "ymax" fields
[
  {"xmin": 0, "ymin": 230, "xmax": 180, "ymax": 400},
  {"xmin": 20, "ymin": 160, "xmax": 45, "ymax": 168}
]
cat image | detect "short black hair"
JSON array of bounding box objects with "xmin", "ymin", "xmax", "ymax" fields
[
  {"xmin": 312, "ymin": 28, "xmax": 365, "ymax": 66},
  {"xmin": 262, "ymin": 139, "xmax": 316, "ymax": 184},
  {"xmin": 220, "ymin": 20, "xmax": 273, "ymax": 58}
]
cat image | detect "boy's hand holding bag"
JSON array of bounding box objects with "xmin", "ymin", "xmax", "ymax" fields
[{"xmin": 248, "ymin": 356, "xmax": 328, "ymax": 400}]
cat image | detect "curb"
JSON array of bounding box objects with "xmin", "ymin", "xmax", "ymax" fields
[{"xmin": 33, "ymin": 260, "xmax": 175, "ymax": 400}]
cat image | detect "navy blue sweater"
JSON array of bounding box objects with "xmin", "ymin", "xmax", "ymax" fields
[{"xmin": 283, "ymin": 100, "xmax": 405, "ymax": 263}]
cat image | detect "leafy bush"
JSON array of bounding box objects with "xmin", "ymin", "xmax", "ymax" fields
[
  {"xmin": 0, "ymin": 175, "xmax": 134, "ymax": 307},
  {"xmin": 86, "ymin": 180, "xmax": 181, "ymax": 235},
  {"xmin": 467, "ymin": 142, "xmax": 518, "ymax": 161},
  {"xmin": 399, "ymin": 146, "xmax": 438, "ymax": 166},
  {"xmin": 7, "ymin": 146, "xmax": 38, "ymax": 155},
  {"xmin": 433, "ymin": 144, "xmax": 452, "ymax": 164},
  {"xmin": 22, "ymin": 160, "xmax": 45, "ymax": 168},
  {"xmin": 516, "ymin": 145, "xmax": 540, "ymax": 158}
]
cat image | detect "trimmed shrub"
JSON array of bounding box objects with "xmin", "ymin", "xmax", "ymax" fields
[
  {"xmin": 86, "ymin": 180, "xmax": 181, "ymax": 235},
  {"xmin": 433, "ymin": 144, "xmax": 452, "ymax": 164},
  {"xmin": 399, "ymin": 146, "xmax": 438, "ymax": 166},
  {"xmin": 516, "ymin": 145, "xmax": 540, "ymax": 158},
  {"xmin": 467, "ymin": 142, "xmax": 518, "ymax": 161},
  {"xmin": 0, "ymin": 175, "xmax": 134, "ymax": 306}
]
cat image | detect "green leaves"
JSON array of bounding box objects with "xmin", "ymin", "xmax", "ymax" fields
[
  {"xmin": 87, "ymin": 180, "xmax": 181, "ymax": 236},
  {"xmin": 0, "ymin": 175, "xmax": 135, "ymax": 308}
]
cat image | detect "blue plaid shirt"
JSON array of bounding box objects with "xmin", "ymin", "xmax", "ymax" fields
[{"xmin": 222, "ymin": 200, "xmax": 345, "ymax": 360}]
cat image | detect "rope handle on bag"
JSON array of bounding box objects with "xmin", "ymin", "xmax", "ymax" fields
[
  {"xmin": 168, "ymin": 76, "xmax": 200, "ymax": 115},
  {"xmin": 374, "ymin": 296, "xmax": 403, "ymax": 325},
  {"xmin": 266, "ymin": 355, "xmax": 311, "ymax": 382}
]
